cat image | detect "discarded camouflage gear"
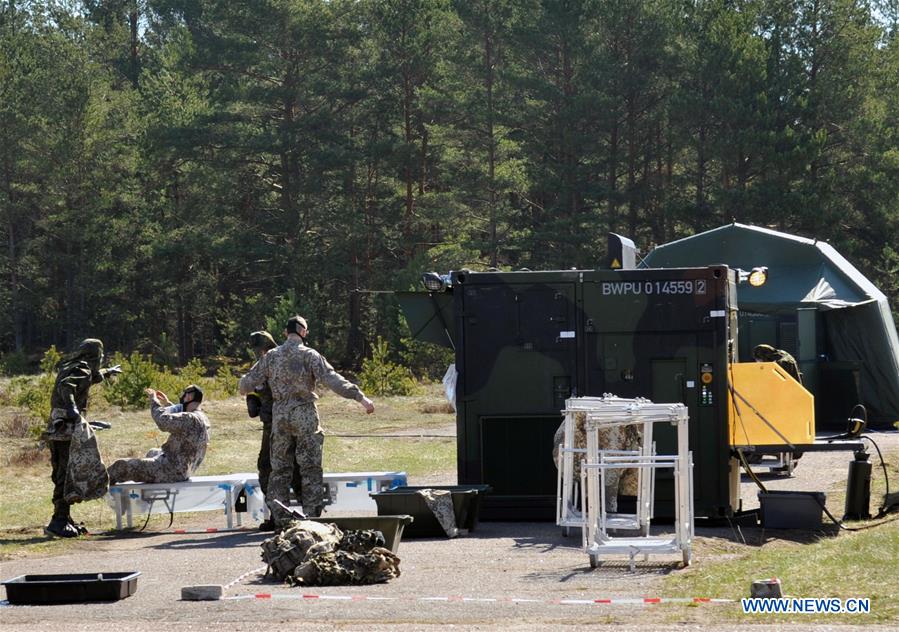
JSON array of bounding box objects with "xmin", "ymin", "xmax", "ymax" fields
[
  {"xmin": 753, "ymin": 344, "xmax": 803, "ymax": 383},
  {"xmin": 290, "ymin": 547, "xmax": 401, "ymax": 586},
  {"xmin": 107, "ymin": 399, "xmax": 210, "ymax": 483},
  {"xmin": 553, "ymin": 411, "xmax": 641, "ymax": 511},
  {"xmin": 261, "ymin": 520, "xmax": 399, "ymax": 586},
  {"xmin": 266, "ymin": 401, "xmax": 325, "ymax": 523},
  {"xmin": 417, "ymin": 489, "xmax": 458, "ymax": 537},
  {"xmin": 63, "ymin": 419, "xmax": 109, "ymax": 504},
  {"xmin": 261, "ymin": 520, "xmax": 342, "ymax": 581},
  {"xmin": 339, "ymin": 528, "xmax": 386, "ymax": 553}
]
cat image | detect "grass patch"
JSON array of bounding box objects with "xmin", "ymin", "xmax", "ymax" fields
[
  {"xmin": 664, "ymin": 446, "xmax": 899, "ymax": 624},
  {"xmin": 0, "ymin": 382, "xmax": 455, "ymax": 560}
]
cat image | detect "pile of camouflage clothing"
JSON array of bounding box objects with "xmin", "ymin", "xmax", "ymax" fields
[{"xmin": 261, "ymin": 520, "xmax": 401, "ymax": 586}]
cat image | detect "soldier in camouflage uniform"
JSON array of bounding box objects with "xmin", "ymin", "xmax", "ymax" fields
[
  {"xmin": 107, "ymin": 385, "xmax": 210, "ymax": 484},
  {"xmin": 239, "ymin": 315, "xmax": 375, "ymax": 526},
  {"xmin": 753, "ymin": 344, "xmax": 802, "ymax": 384},
  {"xmin": 43, "ymin": 338, "xmax": 121, "ymax": 538},
  {"xmin": 246, "ymin": 330, "xmax": 303, "ymax": 531}
]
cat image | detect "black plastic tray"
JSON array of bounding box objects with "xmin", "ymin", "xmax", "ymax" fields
[
  {"xmin": 371, "ymin": 485, "xmax": 492, "ymax": 537},
  {"xmin": 2, "ymin": 572, "xmax": 141, "ymax": 605}
]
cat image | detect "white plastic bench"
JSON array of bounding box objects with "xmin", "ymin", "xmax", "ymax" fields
[{"xmin": 106, "ymin": 471, "xmax": 408, "ymax": 530}]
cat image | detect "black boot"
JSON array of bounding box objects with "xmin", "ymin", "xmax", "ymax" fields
[
  {"xmin": 258, "ymin": 519, "xmax": 276, "ymax": 532},
  {"xmin": 67, "ymin": 517, "xmax": 88, "ymax": 535},
  {"xmin": 45, "ymin": 516, "xmax": 79, "ymax": 538}
]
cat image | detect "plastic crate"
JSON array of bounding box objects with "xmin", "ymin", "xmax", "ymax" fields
[
  {"xmin": 370, "ymin": 485, "xmax": 492, "ymax": 537},
  {"xmin": 759, "ymin": 491, "xmax": 825, "ymax": 529},
  {"xmin": 2, "ymin": 572, "xmax": 140, "ymax": 605},
  {"xmin": 309, "ymin": 515, "xmax": 413, "ymax": 553}
]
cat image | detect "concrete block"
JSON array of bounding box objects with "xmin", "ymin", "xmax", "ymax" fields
[
  {"xmin": 181, "ymin": 584, "xmax": 223, "ymax": 601},
  {"xmin": 750, "ymin": 578, "xmax": 783, "ymax": 598}
]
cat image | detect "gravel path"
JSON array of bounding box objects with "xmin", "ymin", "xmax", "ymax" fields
[{"xmin": 2, "ymin": 430, "xmax": 896, "ymax": 630}]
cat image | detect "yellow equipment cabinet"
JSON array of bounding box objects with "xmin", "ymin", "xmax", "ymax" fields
[{"xmin": 728, "ymin": 362, "xmax": 815, "ymax": 447}]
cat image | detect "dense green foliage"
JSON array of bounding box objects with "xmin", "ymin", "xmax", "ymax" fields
[
  {"xmin": 358, "ymin": 337, "xmax": 419, "ymax": 396},
  {"xmin": 2, "ymin": 0, "xmax": 898, "ymax": 370}
]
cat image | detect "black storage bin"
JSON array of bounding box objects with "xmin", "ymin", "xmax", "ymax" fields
[
  {"xmin": 2, "ymin": 572, "xmax": 141, "ymax": 605},
  {"xmin": 371, "ymin": 485, "xmax": 491, "ymax": 537},
  {"xmin": 759, "ymin": 491, "xmax": 826, "ymax": 529}
]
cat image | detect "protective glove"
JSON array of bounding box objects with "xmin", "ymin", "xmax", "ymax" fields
[
  {"xmin": 65, "ymin": 404, "xmax": 81, "ymax": 422},
  {"xmin": 104, "ymin": 364, "xmax": 123, "ymax": 377},
  {"xmin": 246, "ymin": 393, "xmax": 262, "ymax": 418}
]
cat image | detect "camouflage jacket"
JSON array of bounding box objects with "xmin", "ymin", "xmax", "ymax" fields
[
  {"xmin": 45, "ymin": 361, "xmax": 112, "ymax": 439},
  {"xmin": 49, "ymin": 360, "xmax": 108, "ymax": 414},
  {"xmin": 239, "ymin": 339, "xmax": 364, "ymax": 405},
  {"xmin": 151, "ymin": 401, "xmax": 210, "ymax": 478}
]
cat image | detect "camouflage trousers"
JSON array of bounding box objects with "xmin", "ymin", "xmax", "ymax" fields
[
  {"xmin": 258, "ymin": 421, "xmax": 304, "ymax": 500},
  {"xmin": 269, "ymin": 401, "xmax": 325, "ymax": 525},
  {"xmin": 107, "ymin": 449, "xmax": 187, "ymax": 484}
]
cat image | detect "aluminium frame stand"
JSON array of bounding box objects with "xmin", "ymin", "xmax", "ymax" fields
[
  {"xmin": 557, "ymin": 396, "xmax": 654, "ymax": 535},
  {"xmin": 580, "ymin": 399, "xmax": 694, "ymax": 570}
]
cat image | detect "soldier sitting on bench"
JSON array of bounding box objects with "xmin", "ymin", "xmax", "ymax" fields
[{"xmin": 108, "ymin": 386, "xmax": 210, "ymax": 484}]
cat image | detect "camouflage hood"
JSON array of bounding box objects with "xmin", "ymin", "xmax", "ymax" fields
[{"xmin": 57, "ymin": 338, "xmax": 105, "ymax": 375}]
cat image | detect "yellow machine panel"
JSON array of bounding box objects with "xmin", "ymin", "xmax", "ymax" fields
[{"xmin": 728, "ymin": 362, "xmax": 815, "ymax": 447}]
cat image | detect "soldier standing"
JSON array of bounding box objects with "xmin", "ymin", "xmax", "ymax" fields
[
  {"xmin": 43, "ymin": 338, "xmax": 121, "ymax": 538},
  {"xmin": 107, "ymin": 385, "xmax": 210, "ymax": 484},
  {"xmin": 239, "ymin": 315, "xmax": 374, "ymax": 526},
  {"xmin": 246, "ymin": 330, "xmax": 304, "ymax": 531}
]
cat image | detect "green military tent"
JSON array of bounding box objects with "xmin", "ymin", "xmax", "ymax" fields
[{"xmin": 644, "ymin": 223, "xmax": 899, "ymax": 427}]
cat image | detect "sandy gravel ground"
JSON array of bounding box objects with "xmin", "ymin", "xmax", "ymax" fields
[{"xmin": 2, "ymin": 430, "xmax": 896, "ymax": 630}]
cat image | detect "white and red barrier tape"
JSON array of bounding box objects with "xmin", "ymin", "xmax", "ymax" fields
[{"xmin": 221, "ymin": 593, "xmax": 733, "ymax": 605}]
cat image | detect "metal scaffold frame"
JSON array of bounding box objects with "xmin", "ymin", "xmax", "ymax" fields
[
  {"xmin": 575, "ymin": 398, "xmax": 694, "ymax": 570},
  {"xmin": 557, "ymin": 395, "xmax": 655, "ymax": 535}
]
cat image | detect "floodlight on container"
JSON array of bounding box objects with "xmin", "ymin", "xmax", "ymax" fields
[
  {"xmin": 748, "ymin": 266, "xmax": 768, "ymax": 287},
  {"xmin": 421, "ymin": 272, "xmax": 448, "ymax": 292}
]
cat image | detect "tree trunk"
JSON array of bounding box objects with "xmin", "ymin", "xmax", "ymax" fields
[
  {"xmin": 485, "ymin": 26, "xmax": 497, "ymax": 267},
  {"xmin": 129, "ymin": 1, "xmax": 139, "ymax": 88}
]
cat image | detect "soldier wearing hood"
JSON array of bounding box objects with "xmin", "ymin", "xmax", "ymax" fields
[{"xmin": 43, "ymin": 338, "xmax": 121, "ymax": 538}]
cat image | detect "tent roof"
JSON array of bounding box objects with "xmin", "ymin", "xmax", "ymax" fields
[{"xmin": 644, "ymin": 223, "xmax": 883, "ymax": 311}]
